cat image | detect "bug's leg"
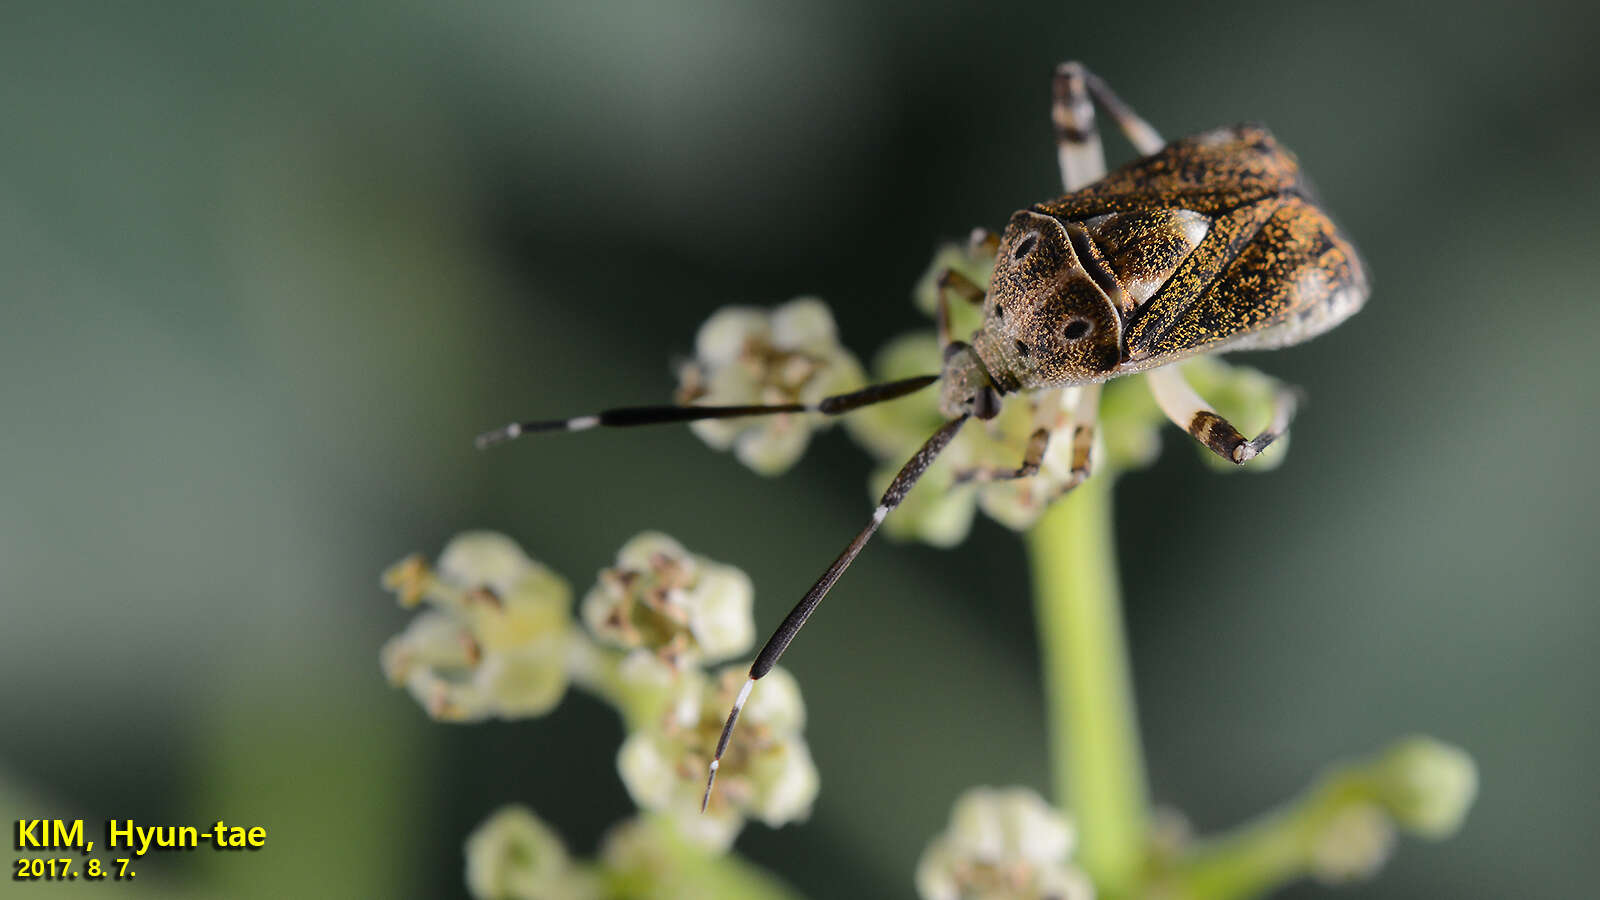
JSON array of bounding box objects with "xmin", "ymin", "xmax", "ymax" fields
[
  {"xmin": 1146, "ymin": 366, "xmax": 1298, "ymax": 464},
  {"xmin": 1053, "ymin": 62, "xmax": 1108, "ymax": 191},
  {"xmin": 934, "ymin": 266, "xmax": 986, "ymax": 348},
  {"xmin": 1039, "ymin": 383, "xmax": 1102, "ymax": 500},
  {"xmin": 952, "ymin": 383, "xmax": 1101, "ymax": 491},
  {"xmin": 952, "ymin": 426, "xmax": 1051, "ymax": 484},
  {"xmin": 1055, "ymin": 62, "xmax": 1165, "ymax": 169}
]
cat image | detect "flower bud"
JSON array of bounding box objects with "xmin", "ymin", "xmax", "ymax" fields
[
  {"xmin": 1372, "ymin": 736, "xmax": 1478, "ymax": 839},
  {"xmin": 463, "ymin": 805, "xmax": 599, "ymax": 900}
]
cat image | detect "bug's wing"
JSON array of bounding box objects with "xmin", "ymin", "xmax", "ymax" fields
[
  {"xmin": 1121, "ymin": 194, "xmax": 1369, "ymax": 368},
  {"xmin": 1035, "ymin": 124, "xmax": 1304, "ymax": 218}
]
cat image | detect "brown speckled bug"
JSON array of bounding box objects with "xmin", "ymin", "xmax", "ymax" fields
[{"xmin": 473, "ymin": 62, "xmax": 1370, "ymax": 807}]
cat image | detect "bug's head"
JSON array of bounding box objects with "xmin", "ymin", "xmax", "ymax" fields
[
  {"xmin": 975, "ymin": 210, "xmax": 1123, "ymax": 386},
  {"xmin": 937, "ymin": 341, "xmax": 1002, "ymax": 421}
]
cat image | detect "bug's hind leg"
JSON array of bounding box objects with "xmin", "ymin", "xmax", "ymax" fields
[
  {"xmin": 1146, "ymin": 366, "xmax": 1299, "ymax": 464},
  {"xmin": 1053, "ymin": 62, "xmax": 1165, "ymax": 183},
  {"xmin": 1053, "ymin": 62, "xmax": 1107, "ymax": 191}
]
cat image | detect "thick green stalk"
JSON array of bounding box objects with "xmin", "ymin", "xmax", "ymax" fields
[{"xmin": 1026, "ymin": 473, "xmax": 1148, "ymax": 894}]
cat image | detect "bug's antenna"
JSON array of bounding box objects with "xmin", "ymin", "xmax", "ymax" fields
[
  {"xmin": 702, "ymin": 414, "xmax": 970, "ymax": 811},
  {"xmin": 475, "ymin": 375, "xmax": 941, "ymax": 449}
]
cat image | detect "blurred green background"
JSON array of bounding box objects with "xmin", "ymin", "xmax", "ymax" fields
[{"xmin": 3, "ymin": 1, "xmax": 1596, "ymax": 897}]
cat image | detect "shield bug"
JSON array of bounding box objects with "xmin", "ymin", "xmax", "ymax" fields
[{"xmin": 475, "ymin": 62, "xmax": 1369, "ymax": 808}]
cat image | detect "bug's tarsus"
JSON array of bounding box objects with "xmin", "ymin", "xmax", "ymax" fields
[
  {"xmin": 701, "ymin": 415, "xmax": 971, "ymax": 810},
  {"xmin": 474, "ymin": 375, "xmax": 940, "ymax": 450},
  {"xmin": 1233, "ymin": 385, "xmax": 1301, "ymax": 462},
  {"xmin": 1146, "ymin": 366, "xmax": 1302, "ymax": 465}
]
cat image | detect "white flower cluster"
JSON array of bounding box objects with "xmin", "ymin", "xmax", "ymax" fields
[{"xmin": 382, "ymin": 530, "xmax": 818, "ymax": 857}]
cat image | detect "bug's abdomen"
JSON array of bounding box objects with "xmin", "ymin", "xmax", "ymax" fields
[{"xmin": 1123, "ymin": 194, "xmax": 1368, "ymax": 365}]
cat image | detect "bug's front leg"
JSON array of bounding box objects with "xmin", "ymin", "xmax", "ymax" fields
[
  {"xmin": 1146, "ymin": 366, "xmax": 1299, "ymax": 464},
  {"xmin": 952, "ymin": 426, "xmax": 1051, "ymax": 484},
  {"xmin": 953, "ymin": 384, "xmax": 1101, "ymax": 490},
  {"xmin": 1039, "ymin": 383, "xmax": 1101, "ymax": 499},
  {"xmin": 934, "ymin": 266, "xmax": 987, "ymax": 348}
]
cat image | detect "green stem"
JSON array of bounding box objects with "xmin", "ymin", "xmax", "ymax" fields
[
  {"xmin": 1026, "ymin": 472, "xmax": 1148, "ymax": 895},
  {"xmin": 1166, "ymin": 801, "xmax": 1327, "ymax": 900},
  {"xmin": 1167, "ymin": 736, "xmax": 1477, "ymax": 900},
  {"xmin": 565, "ymin": 636, "xmax": 672, "ymax": 732}
]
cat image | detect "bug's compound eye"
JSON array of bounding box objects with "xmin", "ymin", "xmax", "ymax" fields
[
  {"xmin": 972, "ymin": 386, "xmax": 1001, "ymax": 420},
  {"xmin": 1012, "ymin": 231, "xmax": 1039, "ymax": 261},
  {"xmin": 1061, "ymin": 318, "xmax": 1092, "ymax": 340}
]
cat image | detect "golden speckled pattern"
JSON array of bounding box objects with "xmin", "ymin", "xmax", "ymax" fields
[
  {"xmin": 1121, "ymin": 197, "xmax": 1283, "ymax": 362},
  {"xmin": 1129, "ymin": 195, "xmax": 1366, "ymax": 365},
  {"xmin": 1081, "ymin": 208, "xmax": 1211, "ymax": 308},
  {"xmin": 1035, "ymin": 123, "xmax": 1304, "ymax": 218}
]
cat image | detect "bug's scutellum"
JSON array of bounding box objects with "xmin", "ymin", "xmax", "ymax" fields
[{"xmin": 475, "ymin": 62, "xmax": 1368, "ymax": 812}]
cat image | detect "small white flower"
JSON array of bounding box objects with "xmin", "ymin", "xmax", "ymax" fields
[
  {"xmin": 381, "ymin": 611, "xmax": 477, "ymax": 685},
  {"xmin": 380, "ymin": 532, "xmax": 574, "ymax": 722},
  {"xmin": 475, "ymin": 638, "xmax": 571, "ymax": 717},
  {"xmin": 581, "ymin": 532, "xmax": 755, "ymax": 670},
  {"xmin": 916, "ymin": 787, "xmax": 1092, "ymax": 900},
  {"xmin": 615, "ymin": 665, "xmax": 818, "ymax": 851},
  {"xmin": 676, "ymin": 298, "xmax": 866, "ymax": 475}
]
